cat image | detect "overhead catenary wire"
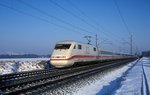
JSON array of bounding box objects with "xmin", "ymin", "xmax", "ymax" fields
[
  {"xmin": 67, "ymin": 0, "xmax": 110, "ymax": 34},
  {"xmin": 48, "ymin": 0, "xmax": 99, "ymax": 32},
  {"xmin": 0, "ymin": 1, "xmax": 131, "ymax": 53},
  {"xmin": 67, "ymin": 0, "xmax": 129, "ymax": 45},
  {"xmin": 113, "ymin": 0, "xmax": 134, "ymax": 54},
  {"xmin": 68, "ymin": 0, "xmax": 117, "ymax": 39},
  {"xmin": 19, "ymin": 0, "xmax": 127, "ymax": 47},
  {"xmin": 17, "ymin": 0, "xmax": 94, "ymax": 35},
  {"xmin": 0, "ymin": 3, "xmax": 87, "ymax": 36},
  {"xmin": 113, "ymin": 0, "xmax": 131, "ymax": 35},
  {"xmin": 67, "ymin": 0, "xmax": 88, "ymax": 19},
  {"xmin": 50, "ymin": 0, "xmax": 123, "ymax": 45}
]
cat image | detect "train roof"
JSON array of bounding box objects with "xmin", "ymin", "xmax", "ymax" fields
[
  {"xmin": 56, "ymin": 40, "xmax": 95, "ymax": 46},
  {"xmin": 56, "ymin": 40, "xmax": 78, "ymax": 43},
  {"xmin": 55, "ymin": 41, "xmax": 133, "ymax": 56}
]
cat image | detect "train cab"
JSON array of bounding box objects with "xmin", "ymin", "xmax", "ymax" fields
[
  {"xmin": 50, "ymin": 41, "xmax": 75, "ymax": 68},
  {"xmin": 50, "ymin": 41, "xmax": 98, "ymax": 68}
]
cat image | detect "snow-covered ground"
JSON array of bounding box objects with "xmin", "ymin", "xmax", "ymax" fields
[
  {"xmin": 0, "ymin": 58, "xmax": 49, "ymax": 61},
  {"xmin": 1, "ymin": 57, "xmax": 149, "ymax": 95},
  {"xmin": 43, "ymin": 59, "xmax": 139, "ymax": 95},
  {"xmin": 74, "ymin": 59, "xmax": 138, "ymax": 95},
  {"xmin": 114, "ymin": 57, "xmax": 150, "ymax": 95},
  {"xmin": 71, "ymin": 57, "xmax": 149, "ymax": 95},
  {"xmin": 0, "ymin": 58, "xmax": 49, "ymax": 75}
]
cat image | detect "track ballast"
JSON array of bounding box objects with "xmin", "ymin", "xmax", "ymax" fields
[{"xmin": 0, "ymin": 58, "xmax": 136, "ymax": 95}]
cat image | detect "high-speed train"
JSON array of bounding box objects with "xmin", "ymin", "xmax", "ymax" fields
[{"xmin": 50, "ymin": 41, "xmax": 132, "ymax": 68}]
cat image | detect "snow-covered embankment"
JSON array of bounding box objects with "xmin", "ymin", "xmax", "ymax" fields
[{"xmin": 0, "ymin": 58, "xmax": 49, "ymax": 75}]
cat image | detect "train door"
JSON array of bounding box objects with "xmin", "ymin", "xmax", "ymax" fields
[{"xmin": 85, "ymin": 46, "xmax": 90, "ymax": 54}]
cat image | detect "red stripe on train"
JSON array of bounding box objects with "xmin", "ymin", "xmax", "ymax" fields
[{"xmin": 50, "ymin": 55, "xmax": 113, "ymax": 61}]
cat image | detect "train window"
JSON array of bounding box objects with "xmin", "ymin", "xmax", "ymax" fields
[
  {"xmin": 74, "ymin": 45, "xmax": 76, "ymax": 49},
  {"xmin": 100, "ymin": 51, "xmax": 113, "ymax": 55},
  {"xmin": 93, "ymin": 47, "xmax": 96, "ymax": 51},
  {"xmin": 78, "ymin": 45, "xmax": 82, "ymax": 49},
  {"xmin": 54, "ymin": 44, "xmax": 71, "ymax": 49}
]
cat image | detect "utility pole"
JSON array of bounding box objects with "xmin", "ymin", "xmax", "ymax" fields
[
  {"xmin": 135, "ymin": 45, "xmax": 138, "ymax": 56},
  {"xmin": 130, "ymin": 35, "xmax": 133, "ymax": 55},
  {"xmin": 95, "ymin": 34, "xmax": 99, "ymax": 59},
  {"xmin": 95, "ymin": 34, "xmax": 98, "ymax": 48},
  {"xmin": 84, "ymin": 36, "xmax": 92, "ymax": 44}
]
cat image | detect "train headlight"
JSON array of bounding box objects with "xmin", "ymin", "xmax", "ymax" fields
[
  {"xmin": 52, "ymin": 56, "xmax": 66, "ymax": 58},
  {"xmin": 62, "ymin": 56, "xmax": 66, "ymax": 58}
]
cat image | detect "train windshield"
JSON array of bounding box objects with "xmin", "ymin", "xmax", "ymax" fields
[{"xmin": 54, "ymin": 44, "xmax": 71, "ymax": 49}]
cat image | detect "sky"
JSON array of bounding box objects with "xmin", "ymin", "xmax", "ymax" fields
[{"xmin": 0, "ymin": 0, "xmax": 150, "ymax": 55}]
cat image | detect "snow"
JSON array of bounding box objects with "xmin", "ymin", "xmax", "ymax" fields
[
  {"xmin": 0, "ymin": 61, "xmax": 16, "ymax": 75},
  {"xmin": 114, "ymin": 57, "xmax": 150, "ymax": 95},
  {"xmin": 0, "ymin": 58, "xmax": 49, "ymax": 61},
  {"xmin": 42, "ymin": 59, "xmax": 139, "ymax": 95},
  {"xmin": 0, "ymin": 58, "xmax": 49, "ymax": 75},
  {"xmin": 142, "ymin": 58, "xmax": 150, "ymax": 95},
  {"xmin": 1, "ymin": 57, "xmax": 150, "ymax": 95},
  {"xmin": 114, "ymin": 61, "xmax": 142, "ymax": 95},
  {"xmin": 74, "ymin": 58, "xmax": 150, "ymax": 95},
  {"xmin": 73, "ymin": 60, "xmax": 138, "ymax": 95}
]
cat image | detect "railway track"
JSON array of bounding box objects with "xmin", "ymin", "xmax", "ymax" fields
[
  {"xmin": 141, "ymin": 61, "xmax": 150, "ymax": 95},
  {"xmin": 0, "ymin": 58, "xmax": 136, "ymax": 95}
]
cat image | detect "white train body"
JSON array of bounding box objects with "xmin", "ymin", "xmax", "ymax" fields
[{"xmin": 50, "ymin": 41, "xmax": 132, "ymax": 68}]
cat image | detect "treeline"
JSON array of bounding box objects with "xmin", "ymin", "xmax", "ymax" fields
[
  {"xmin": 0, "ymin": 54, "xmax": 51, "ymax": 58},
  {"xmin": 142, "ymin": 51, "xmax": 150, "ymax": 57}
]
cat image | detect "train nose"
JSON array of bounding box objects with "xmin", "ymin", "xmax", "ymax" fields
[{"xmin": 50, "ymin": 60, "xmax": 74, "ymax": 68}]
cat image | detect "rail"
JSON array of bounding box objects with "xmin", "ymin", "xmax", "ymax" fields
[{"xmin": 0, "ymin": 58, "xmax": 137, "ymax": 95}]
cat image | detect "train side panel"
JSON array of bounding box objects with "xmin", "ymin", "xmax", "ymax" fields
[
  {"xmin": 50, "ymin": 41, "xmax": 133, "ymax": 68},
  {"xmin": 50, "ymin": 42, "xmax": 75, "ymax": 68}
]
